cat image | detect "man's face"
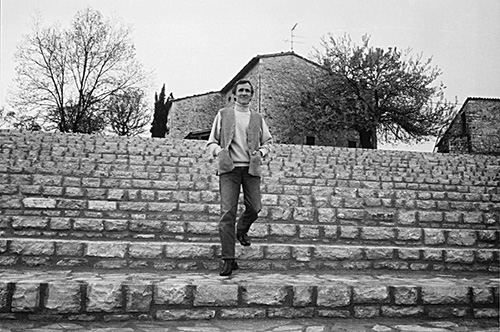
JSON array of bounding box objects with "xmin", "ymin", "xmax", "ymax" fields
[{"xmin": 234, "ymin": 83, "xmax": 253, "ymax": 105}]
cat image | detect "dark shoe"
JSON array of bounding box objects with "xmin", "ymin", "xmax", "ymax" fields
[
  {"xmin": 219, "ymin": 259, "xmax": 238, "ymax": 276},
  {"xmin": 237, "ymin": 233, "xmax": 251, "ymax": 246}
]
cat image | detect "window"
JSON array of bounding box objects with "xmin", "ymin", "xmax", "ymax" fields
[
  {"xmin": 305, "ymin": 136, "xmax": 315, "ymax": 145},
  {"xmin": 348, "ymin": 141, "xmax": 357, "ymax": 148},
  {"xmin": 461, "ymin": 112, "xmax": 467, "ymax": 135}
]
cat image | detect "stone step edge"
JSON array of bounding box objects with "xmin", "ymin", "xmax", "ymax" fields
[
  {"xmin": 3, "ymin": 237, "xmax": 499, "ymax": 251},
  {"xmin": 2, "ymin": 238, "xmax": 498, "ymax": 267},
  {"xmin": 0, "ymin": 270, "xmax": 498, "ymax": 320}
]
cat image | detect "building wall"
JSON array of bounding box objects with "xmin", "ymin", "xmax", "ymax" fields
[
  {"xmin": 170, "ymin": 53, "xmax": 360, "ymax": 148},
  {"xmin": 436, "ymin": 98, "xmax": 500, "ymax": 155},
  {"xmin": 467, "ymin": 99, "xmax": 500, "ymax": 154},
  {"xmin": 169, "ymin": 92, "xmax": 223, "ymax": 139}
]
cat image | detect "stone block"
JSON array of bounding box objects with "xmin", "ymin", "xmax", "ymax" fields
[
  {"xmin": 156, "ymin": 309, "xmax": 216, "ymax": 321},
  {"xmin": 317, "ymin": 285, "xmax": 351, "ymax": 307},
  {"xmin": 447, "ymin": 230, "xmax": 477, "ymax": 246},
  {"xmin": 299, "ymin": 225, "xmax": 320, "ymax": 238},
  {"xmin": 340, "ymin": 226, "xmax": 359, "ymax": 239},
  {"xmin": 154, "ymin": 283, "xmax": 190, "ymax": 305},
  {"xmin": 396, "ymin": 210, "xmax": 416, "ymax": 225},
  {"xmin": 0, "ymin": 282, "xmax": 8, "ymax": 309},
  {"xmin": 187, "ymin": 221, "xmax": 218, "ymax": 235},
  {"xmin": 419, "ymin": 211, "xmax": 446, "ymax": 223},
  {"xmin": 45, "ymin": 282, "xmax": 81, "ymax": 313},
  {"xmin": 421, "ymin": 285, "xmax": 469, "ymax": 304},
  {"xmin": 236, "ymin": 245, "xmax": 264, "ymax": 260},
  {"xmin": 293, "ymin": 207, "xmax": 315, "ymax": 222},
  {"xmin": 365, "ymin": 248, "xmax": 394, "ymax": 260},
  {"xmin": 317, "ymin": 309, "xmax": 351, "ymax": 318},
  {"xmin": 164, "ymin": 243, "xmax": 214, "ymax": 259},
  {"xmin": 10, "ymin": 239, "xmax": 54, "ymax": 256},
  {"xmin": 88, "ymin": 200, "xmax": 117, "ymax": 211},
  {"xmin": 12, "ymin": 282, "xmax": 39, "ymax": 312},
  {"xmin": 56, "ymin": 241, "xmax": 84, "ymax": 256},
  {"xmin": 314, "ymin": 246, "xmax": 363, "ymax": 261},
  {"xmin": 219, "ymin": 308, "xmax": 266, "ymax": 319},
  {"xmin": 422, "ymin": 249, "xmax": 443, "ymax": 261},
  {"xmin": 85, "ymin": 241, "xmax": 127, "ymax": 258},
  {"xmin": 50, "ymin": 217, "xmax": 72, "ymax": 230},
  {"xmin": 361, "ymin": 227, "xmax": 394, "ymax": 240},
  {"xmin": 86, "ymin": 282, "xmax": 123, "ymax": 312},
  {"xmin": 104, "ymin": 219, "xmax": 128, "ymax": 231},
  {"xmin": 129, "ymin": 220, "xmax": 162, "ymax": 232},
  {"xmin": 355, "ymin": 305, "xmax": 382, "ymax": 319},
  {"xmin": 445, "ymin": 249, "xmax": 474, "ymax": 264},
  {"xmin": 268, "ymin": 307, "xmax": 315, "ymax": 318},
  {"xmin": 393, "ymin": 286, "xmax": 419, "ymax": 305},
  {"xmin": 472, "ymin": 287, "xmax": 494, "ymax": 304},
  {"xmin": 73, "ymin": 218, "xmax": 104, "ymax": 232},
  {"xmin": 353, "ymin": 285, "xmax": 389, "ymax": 304},
  {"xmin": 292, "ymin": 246, "xmax": 312, "ymax": 262},
  {"xmin": 126, "ymin": 284, "xmax": 152, "ymax": 312},
  {"xmin": 23, "ymin": 198, "xmax": 57, "ymax": 209},
  {"xmin": 293, "ymin": 285, "xmax": 314, "ymax": 307},
  {"xmin": 243, "ymin": 285, "xmax": 287, "ymax": 305},
  {"xmin": 397, "ymin": 228, "xmax": 422, "ymax": 241},
  {"xmin": 424, "ymin": 229, "xmax": 445, "ymax": 245},
  {"xmin": 269, "ymin": 223, "xmax": 296, "ymax": 236},
  {"xmin": 11, "ymin": 216, "xmax": 49, "ymax": 229},
  {"xmin": 193, "ymin": 284, "xmax": 238, "ymax": 306},
  {"xmin": 128, "ymin": 243, "xmax": 163, "ymax": 259},
  {"xmin": 381, "ymin": 306, "xmax": 424, "ymax": 318},
  {"xmin": 265, "ymin": 245, "xmax": 291, "ymax": 259},
  {"xmin": 397, "ymin": 249, "xmax": 420, "ymax": 260},
  {"xmin": 473, "ymin": 308, "xmax": 499, "ymax": 318},
  {"xmin": 323, "ymin": 225, "xmax": 337, "ymax": 239},
  {"xmin": 337, "ymin": 208, "xmax": 365, "ymax": 220}
]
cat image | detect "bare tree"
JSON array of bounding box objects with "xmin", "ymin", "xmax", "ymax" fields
[
  {"xmin": 107, "ymin": 88, "xmax": 151, "ymax": 136},
  {"xmin": 11, "ymin": 7, "xmax": 148, "ymax": 133}
]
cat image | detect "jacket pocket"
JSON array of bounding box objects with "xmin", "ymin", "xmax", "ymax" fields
[
  {"xmin": 218, "ymin": 149, "xmax": 234, "ymax": 175},
  {"xmin": 248, "ymin": 151, "xmax": 262, "ymax": 177}
]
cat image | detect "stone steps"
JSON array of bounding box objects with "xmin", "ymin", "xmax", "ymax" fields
[
  {"xmin": 2, "ymin": 217, "xmax": 499, "ymax": 246},
  {"xmin": 0, "ymin": 269, "xmax": 497, "ymax": 321},
  {"xmin": 0, "ymin": 238, "xmax": 497, "ymax": 272},
  {"xmin": 1, "ymin": 130, "xmax": 499, "ymax": 322}
]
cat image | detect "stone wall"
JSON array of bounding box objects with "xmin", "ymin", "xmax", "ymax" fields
[
  {"xmin": 169, "ymin": 53, "xmax": 359, "ymax": 147},
  {"xmin": 467, "ymin": 98, "xmax": 500, "ymax": 154},
  {"xmin": 169, "ymin": 92, "xmax": 223, "ymax": 139},
  {"xmin": 436, "ymin": 98, "xmax": 500, "ymax": 154}
]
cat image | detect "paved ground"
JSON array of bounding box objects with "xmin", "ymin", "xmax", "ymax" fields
[{"xmin": 0, "ymin": 318, "xmax": 499, "ymax": 332}]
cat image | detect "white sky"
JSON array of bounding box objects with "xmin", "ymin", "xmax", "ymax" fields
[{"xmin": 1, "ymin": 0, "xmax": 499, "ymax": 151}]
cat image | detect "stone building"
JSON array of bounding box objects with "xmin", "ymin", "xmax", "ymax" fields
[
  {"xmin": 169, "ymin": 51, "xmax": 359, "ymax": 147},
  {"xmin": 434, "ymin": 97, "xmax": 500, "ymax": 155}
]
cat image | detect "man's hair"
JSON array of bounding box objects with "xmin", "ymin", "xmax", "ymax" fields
[{"xmin": 232, "ymin": 79, "xmax": 254, "ymax": 95}]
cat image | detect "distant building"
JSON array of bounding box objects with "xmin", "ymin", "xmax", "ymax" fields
[
  {"xmin": 169, "ymin": 51, "xmax": 359, "ymax": 147},
  {"xmin": 434, "ymin": 97, "xmax": 500, "ymax": 155}
]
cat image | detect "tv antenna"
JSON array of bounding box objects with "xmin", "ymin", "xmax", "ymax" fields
[{"xmin": 291, "ymin": 23, "xmax": 298, "ymax": 51}]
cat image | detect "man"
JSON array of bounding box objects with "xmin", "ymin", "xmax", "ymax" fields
[{"xmin": 207, "ymin": 79, "xmax": 273, "ymax": 276}]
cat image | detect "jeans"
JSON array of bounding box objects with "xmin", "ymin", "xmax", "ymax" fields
[{"xmin": 219, "ymin": 167, "xmax": 261, "ymax": 259}]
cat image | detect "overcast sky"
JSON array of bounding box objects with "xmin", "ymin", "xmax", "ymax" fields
[{"xmin": 1, "ymin": 0, "xmax": 499, "ymax": 150}]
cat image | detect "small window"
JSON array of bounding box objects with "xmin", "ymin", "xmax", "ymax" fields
[
  {"xmin": 461, "ymin": 112, "xmax": 467, "ymax": 135},
  {"xmin": 305, "ymin": 136, "xmax": 315, "ymax": 145},
  {"xmin": 348, "ymin": 140, "xmax": 357, "ymax": 148}
]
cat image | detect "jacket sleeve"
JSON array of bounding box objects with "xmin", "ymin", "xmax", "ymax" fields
[
  {"xmin": 206, "ymin": 112, "xmax": 223, "ymax": 157},
  {"xmin": 258, "ymin": 117, "xmax": 273, "ymax": 158}
]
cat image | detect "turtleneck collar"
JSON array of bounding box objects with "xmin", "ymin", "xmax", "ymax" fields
[{"xmin": 234, "ymin": 101, "xmax": 250, "ymax": 113}]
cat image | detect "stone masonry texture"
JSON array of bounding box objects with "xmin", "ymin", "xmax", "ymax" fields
[{"xmin": 0, "ymin": 129, "xmax": 499, "ymax": 322}]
